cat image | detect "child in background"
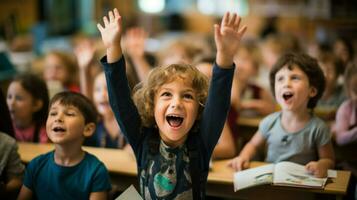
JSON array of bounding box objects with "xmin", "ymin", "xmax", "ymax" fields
[
  {"xmin": 232, "ymin": 41, "xmax": 276, "ymax": 117},
  {"xmin": 17, "ymin": 92, "xmax": 111, "ymax": 200},
  {"xmin": 97, "ymin": 8, "xmax": 246, "ymax": 199},
  {"xmin": 316, "ymin": 52, "xmax": 346, "ymax": 120},
  {"xmin": 84, "ymin": 72, "xmax": 129, "ymax": 150},
  {"xmin": 74, "ymin": 37, "xmax": 103, "ymax": 100},
  {"xmin": 333, "ymin": 37, "xmax": 355, "ymax": 71},
  {"xmin": 229, "ymin": 53, "xmax": 334, "ymax": 178},
  {"xmin": 334, "ymin": 63, "xmax": 357, "ymax": 200},
  {"xmin": 0, "ymin": 89, "xmax": 24, "ymax": 199},
  {"xmin": 6, "ymin": 74, "xmax": 49, "ymax": 143},
  {"xmin": 43, "ymin": 50, "xmax": 80, "ymax": 97},
  {"xmin": 334, "ymin": 63, "xmax": 357, "ymax": 145}
]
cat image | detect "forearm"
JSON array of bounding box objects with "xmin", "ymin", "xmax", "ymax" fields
[
  {"xmin": 216, "ymin": 51, "xmax": 234, "ymax": 69},
  {"xmin": 318, "ymin": 158, "xmax": 335, "ymax": 170},
  {"xmin": 238, "ymin": 142, "xmax": 257, "ymax": 161},
  {"xmin": 335, "ymin": 127, "xmax": 357, "ymax": 145},
  {"xmin": 79, "ymin": 67, "xmax": 92, "ymax": 99},
  {"xmin": 107, "ymin": 46, "xmax": 122, "ymax": 63},
  {"xmin": 201, "ymin": 64, "xmax": 234, "ymax": 151}
]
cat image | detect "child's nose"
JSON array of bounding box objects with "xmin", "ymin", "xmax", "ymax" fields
[{"xmin": 171, "ymin": 98, "xmax": 182, "ymax": 109}]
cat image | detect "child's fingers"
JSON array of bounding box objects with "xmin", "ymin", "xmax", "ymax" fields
[
  {"xmin": 229, "ymin": 13, "xmax": 237, "ymax": 27},
  {"xmin": 238, "ymin": 26, "xmax": 247, "ymax": 37},
  {"xmin": 109, "ymin": 10, "xmax": 114, "ymax": 22},
  {"xmin": 114, "ymin": 8, "xmax": 120, "ymax": 18},
  {"xmin": 103, "ymin": 16, "xmax": 109, "ymax": 27},
  {"xmin": 214, "ymin": 24, "xmax": 221, "ymax": 40},
  {"xmin": 234, "ymin": 16, "xmax": 242, "ymax": 32},
  {"xmin": 97, "ymin": 23, "xmax": 104, "ymax": 32},
  {"xmin": 222, "ymin": 12, "xmax": 230, "ymax": 28}
]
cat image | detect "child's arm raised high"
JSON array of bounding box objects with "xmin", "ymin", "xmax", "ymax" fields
[
  {"xmin": 214, "ymin": 12, "xmax": 247, "ymax": 68},
  {"xmin": 97, "ymin": 8, "xmax": 123, "ymax": 63}
]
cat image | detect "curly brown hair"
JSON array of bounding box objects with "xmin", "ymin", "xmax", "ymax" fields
[
  {"xmin": 269, "ymin": 52, "xmax": 325, "ymax": 109},
  {"xmin": 133, "ymin": 63, "xmax": 209, "ymax": 127}
]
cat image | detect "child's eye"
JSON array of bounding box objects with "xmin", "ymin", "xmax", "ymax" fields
[
  {"xmin": 276, "ymin": 76, "xmax": 284, "ymax": 82},
  {"xmin": 183, "ymin": 93, "xmax": 194, "ymax": 99},
  {"xmin": 49, "ymin": 112, "xmax": 57, "ymax": 116},
  {"xmin": 66, "ymin": 112, "xmax": 76, "ymax": 116},
  {"xmin": 161, "ymin": 92, "xmax": 171, "ymax": 97},
  {"xmin": 291, "ymin": 75, "xmax": 300, "ymax": 80}
]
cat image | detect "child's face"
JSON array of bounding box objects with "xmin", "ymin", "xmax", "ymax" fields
[
  {"xmin": 44, "ymin": 54, "xmax": 68, "ymax": 84},
  {"xmin": 274, "ymin": 65, "xmax": 317, "ymax": 111},
  {"xmin": 154, "ymin": 78, "xmax": 199, "ymax": 147},
  {"xmin": 7, "ymin": 81, "xmax": 41, "ymax": 127},
  {"xmin": 93, "ymin": 73, "xmax": 113, "ymax": 117},
  {"xmin": 234, "ymin": 49, "xmax": 257, "ymax": 81},
  {"xmin": 47, "ymin": 101, "xmax": 94, "ymax": 145}
]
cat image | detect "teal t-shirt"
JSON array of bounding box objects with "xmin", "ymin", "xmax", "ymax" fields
[
  {"xmin": 23, "ymin": 151, "xmax": 111, "ymax": 200},
  {"xmin": 259, "ymin": 112, "xmax": 331, "ymax": 165}
]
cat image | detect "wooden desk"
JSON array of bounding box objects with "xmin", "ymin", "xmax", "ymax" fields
[
  {"xmin": 207, "ymin": 160, "xmax": 351, "ymax": 200},
  {"xmin": 18, "ymin": 142, "xmax": 350, "ymax": 199}
]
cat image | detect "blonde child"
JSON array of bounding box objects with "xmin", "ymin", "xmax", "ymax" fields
[
  {"xmin": 6, "ymin": 74, "xmax": 49, "ymax": 143},
  {"xmin": 43, "ymin": 50, "xmax": 80, "ymax": 96},
  {"xmin": 97, "ymin": 8, "xmax": 246, "ymax": 199},
  {"xmin": 232, "ymin": 41, "xmax": 276, "ymax": 117},
  {"xmin": 17, "ymin": 92, "xmax": 111, "ymax": 200},
  {"xmin": 229, "ymin": 53, "xmax": 334, "ymax": 178},
  {"xmin": 84, "ymin": 72, "xmax": 129, "ymax": 150}
]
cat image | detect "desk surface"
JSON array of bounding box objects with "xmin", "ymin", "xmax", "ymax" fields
[{"xmin": 18, "ymin": 142, "xmax": 351, "ymax": 198}]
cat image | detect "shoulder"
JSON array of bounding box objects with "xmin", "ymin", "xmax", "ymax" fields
[
  {"xmin": 82, "ymin": 152, "xmax": 107, "ymax": 169},
  {"xmin": 308, "ymin": 115, "xmax": 330, "ymax": 138},
  {"xmin": 0, "ymin": 132, "xmax": 17, "ymax": 153},
  {"xmin": 260, "ymin": 112, "xmax": 281, "ymax": 126},
  {"xmin": 0, "ymin": 132, "xmax": 16, "ymax": 145},
  {"xmin": 27, "ymin": 151, "xmax": 54, "ymax": 170}
]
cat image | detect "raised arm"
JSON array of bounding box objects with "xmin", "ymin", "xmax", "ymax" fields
[
  {"xmin": 124, "ymin": 27, "xmax": 152, "ymax": 81},
  {"xmin": 214, "ymin": 12, "xmax": 247, "ymax": 68},
  {"xmin": 97, "ymin": 8, "xmax": 123, "ymax": 63}
]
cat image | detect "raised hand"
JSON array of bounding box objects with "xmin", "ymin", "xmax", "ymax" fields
[
  {"xmin": 97, "ymin": 8, "xmax": 123, "ymax": 63},
  {"xmin": 124, "ymin": 27, "xmax": 147, "ymax": 59},
  {"xmin": 214, "ymin": 12, "xmax": 247, "ymax": 68}
]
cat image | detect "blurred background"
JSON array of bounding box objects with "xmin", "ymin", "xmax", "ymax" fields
[{"xmin": 1, "ymin": 0, "xmax": 357, "ymax": 90}]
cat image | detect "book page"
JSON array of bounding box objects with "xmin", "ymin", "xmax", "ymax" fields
[
  {"xmin": 234, "ymin": 164, "xmax": 274, "ymax": 191},
  {"xmin": 273, "ymin": 161, "xmax": 327, "ymax": 188},
  {"xmin": 115, "ymin": 185, "xmax": 143, "ymax": 200}
]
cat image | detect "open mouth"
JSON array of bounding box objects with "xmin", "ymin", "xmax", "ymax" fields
[
  {"xmin": 53, "ymin": 127, "xmax": 66, "ymax": 132},
  {"xmin": 166, "ymin": 115, "xmax": 184, "ymax": 128},
  {"xmin": 282, "ymin": 92, "xmax": 293, "ymax": 101}
]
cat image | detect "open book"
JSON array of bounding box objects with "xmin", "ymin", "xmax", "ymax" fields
[{"xmin": 233, "ymin": 161, "xmax": 334, "ymax": 191}]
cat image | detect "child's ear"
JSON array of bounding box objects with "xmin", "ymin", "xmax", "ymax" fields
[
  {"xmin": 32, "ymin": 100, "xmax": 43, "ymax": 112},
  {"xmin": 83, "ymin": 123, "xmax": 96, "ymax": 137},
  {"xmin": 309, "ymin": 86, "xmax": 318, "ymax": 98}
]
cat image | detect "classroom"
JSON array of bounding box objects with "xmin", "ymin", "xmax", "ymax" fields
[{"xmin": 1, "ymin": 0, "xmax": 356, "ymax": 199}]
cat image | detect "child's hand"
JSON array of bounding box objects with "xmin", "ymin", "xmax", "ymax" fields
[
  {"xmin": 124, "ymin": 27, "xmax": 147, "ymax": 59},
  {"xmin": 97, "ymin": 8, "xmax": 123, "ymax": 62},
  {"xmin": 74, "ymin": 39, "xmax": 96, "ymax": 69},
  {"xmin": 228, "ymin": 156, "xmax": 250, "ymax": 171},
  {"xmin": 305, "ymin": 161, "xmax": 328, "ymax": 178},
  {"xmin": 214, "ymin": 12, "xmax": 247, "ymax": 68}
]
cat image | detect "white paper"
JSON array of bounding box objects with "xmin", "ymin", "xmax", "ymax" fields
[
  {"xmin": 327, "ymin": 169, "xmax": 337, "ymax": 178},
  {"xmin": 115, "ymin": 185, "xmax": 143, "ymax": 200},
  {"xmin": 233, "ymin": 164, "xmax": 274, "ymax": 191}
]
